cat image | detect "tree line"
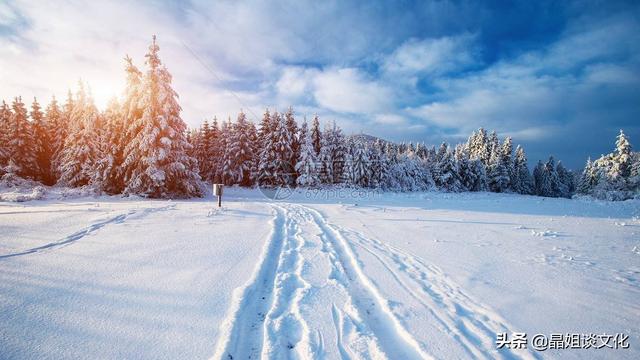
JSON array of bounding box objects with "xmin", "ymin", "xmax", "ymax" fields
[{"xmin": 1, "ymin": 36, "xmax": 637, "ymax": 200}]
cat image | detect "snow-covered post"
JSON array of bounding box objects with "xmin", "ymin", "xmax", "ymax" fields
[{"xmin": 213, "ymin": 183, "xmax": 224, "ymax": 207}]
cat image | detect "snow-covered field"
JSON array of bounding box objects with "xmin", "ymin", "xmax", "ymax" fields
[{"xmin": 1, "ymin": 189, "xmax": 638, "ymax": 359}]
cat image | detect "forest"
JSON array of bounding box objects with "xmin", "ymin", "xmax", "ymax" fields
[{"xmin": 1, "ymin": 37, "xmax": 638, "ymax": 200}]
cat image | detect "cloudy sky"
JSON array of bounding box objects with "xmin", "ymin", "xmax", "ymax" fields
[{"xmin": 1, "ymin": 0, "xmax": 639, "ymax": 168}]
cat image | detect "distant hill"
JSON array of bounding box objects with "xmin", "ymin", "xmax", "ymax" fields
[{"xmin": 349, "ymin": 133, "xmax": 390, "ymax": 145}]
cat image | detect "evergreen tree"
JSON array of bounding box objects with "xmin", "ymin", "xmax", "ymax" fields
[
  {"xmin": 7, "ymin": 97, "xmax": 37, "ymax": 179},
  {"xmin": 296, "ymin": 118, "xmax": 320, "ymax": 187},
  {"xmin": 577, "ymin": 158, "xmax": 595, "ymax": 194},
  {"xmin": 284, "ymin": 107, "xmax": 299, "ymax": 181},
  {"xmin": 272, "ymin": 112, "xmax": 295, "ymax": 186},
  {"xmin": 92, "ymin": 98, "xmax": 125, "ymax": 193},
  {"xmin": 556, "ymin": 161, "xmax": 572, "ymax": 198},
  {"xmin": 512, "ymin": 145, "xmax": 533, "ymax": 194},
  {"xmin": 350, "ymin": 140, "xmax": 370, "ymax": 187},
  {"xmin": 310, "ymin": 114, "xmax": 322, "ymax": 156},
  {"xmin": 487, "ymin": 141, "xmax": 509, "ymax": 192},
  {"xmin": 121, "ymin": 36, "xmax": 203, "ymax": 198},
  {"xmin": 58, "ymin": 84, "xmax": 100, "ymax": 187},
  {"xmin": 30, "ymin": 98, "xmax": 54, "ymax": 184},
  {"xmin": 500, "ymin": 137, "xmax": 514, "ymax": 191},
  {"xmin": 44, "ymin": 97, "xmax": 63, "ymax": 181},
  {"xmin": 228, "ymin": 111, "xmax": 255, "ymax": 186},
  {"xmin": 257, "ymin": 109, "xmax": 278, "ymax": 186},
  {"xmin": 434, "ymin": 143, "xmax": 462, "ymax": 191},
  {"xmin": 52, "ymin": 91, "xmax": 74, "ymax": 179},
  {"xmin": 0, "ymin": 101, "xmax": 12, "ymax": 167}
]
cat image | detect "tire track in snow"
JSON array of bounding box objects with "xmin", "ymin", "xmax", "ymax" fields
[
  {"xmin": 295, "ymin": 204, "xmax": 432, "ymax": 360},
  {"xmin": 333, "ymin": 221, "xmax": 537, "ymax": 360},
  {"xmin": 0, "ymin": 204, "xmax": 176, "ymax": 260},
  {"xmin": 212, "ymin": 205, "xmax": 287, "ymax": 360}
]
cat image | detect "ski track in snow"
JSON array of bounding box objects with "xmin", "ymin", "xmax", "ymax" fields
[
  {"xmin": 215, "ymin": 202, "xmax": 536, "ymax": 359},
  {"xmin": 0, "ymin": 203, "xmax": 176, "ymax": 259},
  {"xmin": 212, "ymin": 202, "xmax": 540, "ymax": 359}
]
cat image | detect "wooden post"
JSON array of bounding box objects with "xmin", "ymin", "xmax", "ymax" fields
[{"xmin": 213, "ymin": 184, "xmax": 223, "ymax": 208}]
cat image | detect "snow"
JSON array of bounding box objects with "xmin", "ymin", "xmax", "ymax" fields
[{"xmin": 1, "ymin": 188, "xmax": 639, "ymax": 359}]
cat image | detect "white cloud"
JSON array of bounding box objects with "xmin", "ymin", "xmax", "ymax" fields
[
  {"xmin": 383, "ymin": 34, "xmax": 479, "ymax": 76},
  {"xmin": 313, "ymin": 68, "xmax": 393, "ymax": 114}
]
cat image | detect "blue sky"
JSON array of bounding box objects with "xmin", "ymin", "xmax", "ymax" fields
[{"xmin": 1, "ymin": 0, "xmax": 639, "ymax": 168}]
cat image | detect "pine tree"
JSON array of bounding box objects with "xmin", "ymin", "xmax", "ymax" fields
[
  {"xmin": 0, "ymin": 101, "xmax": 12, "ymax": 167},
  {"xmin": 454, "ymin": 144, "xmax": 477, "ymax": 192},
  {"xmin": 51, "ymin": 91, "xmax": 74, "ymax": 179},
  {"xmin": 512, "ymin": 145, "xmax": 533, "ymax": 194},
  {"xmin": 257, "ymin": 109, "xmax": 278, "ymax": 186},
  {"xmin": 311, "ymin": 114, "xmax": 322, "ymax": 156},
  {"xmin": 7, "ymin": 97, "xmax": 38, "ymax": 179},
  {"xmin": 121, "ymin": 36, "xmax": 203, "ymax": 198},
  {"xmin": 58, "ymin": 84, "xmax": 100, "ymax": 187},
  {"xmin": 44, "ymin": 97, "xmax": 63, "ymax": 181},
  {"xmin": 500, "ymin": 137, "xmax": 514, "ymax": 191},
  {"xmin": 30, "ymin": 98, "xmax": 54, "ymax": 184},
  {"xmin": 556, "ymin": 161, "xmax": 572, "ymax": 198},
  {"xmin": 434, "ymin": 143, "xmax": 462, "ymax": 192},
  {"xmin": 272, "ymin": 112, "xmax": 295, "ymax": 186},
  {"xmin": 228, "ymin": 111, "xmax": 255, "ymax": 186},
  {"xmin": 487, "ymin": 141, "xmax": 509, "ymax": 192},
  {"xmin": 296, "ymin": 118, "xmax": 320, "ymax": 187},
  {"xmin": 284, "ymin": 107, "xmax": 299, "ymax": 182},
  {"xmin": 220, "ymin": 117, "xmax": 235, "ymax": 185},
  {"xmin": 92, "ymin": 98, "xmax": 125, "ymax": 193},
  {"xmin": 467, "ymin": 128, "xmax": 491, "ymax": 166},
  {"xmin": 577, "ymin": 158, "xmax": 595, "ymax": 194},
  {"xmin": 350, "ymin": 140, "xmax": 370, "ymax": 187}
]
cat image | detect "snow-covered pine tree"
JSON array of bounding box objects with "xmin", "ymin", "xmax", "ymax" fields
[
  {"xmin": 487, "ymin": 141, "xmax": 510, "ymax": 192},
  {"xmin": 607, "ymin": 130, "xmax": 632, "ymax": 192},
  {"xmin": 44, "ymin": 97, "xmax": 63, "ymax": 181},
  {"xmin": 0, "ymin": 101, "xmax": 13, "ymax": 167},
  {"xmin": 284, "ymin": 107, "xmax": 299, "ymax": 182},
  {"xmin": 7, "ymin": 97, "xmax": 38, "ymax": 179},
  {"xmin": 228, "ymin": 111, "xmax": 255, "ymax": 186},
  {"xmin": 207, "ymin": 117, "xmax": 222, "ymax": 183},
  {"xmin": 58, "ymin": 84, "xmax": 100, "ymax": 187},
  {"xmin": 545, "ymin": 156, "xmax": 562, "ymax": 197},
  {"xmin": 92, "ymin": 98, "xmax": 125, "ymax": 194},
  {"xmin": 555, "ymin": 161, "xmax": 572, "ymax": 198},
  {"xmin": 435, "ymin": 143, "xmax": 462, "ymax": 192},
  {"xmin": 467, "ymin": 128, "xmax": 491, "ymax": 166},
  {"xmin": 367, "ymin": 140, "xmax": 383, "ymax": 189},
  {"xmin": 51, "ymin": 92, "xmax": 74, "ymax": 178},
  {"xmin": 272, "ymin": 111, "xmax": 295, "ymax": 186},
  {"xmin": 298, "ymin": 117, "xmax": 308, "ymax": 155},
  {"xmin": 121, "ymin": 36, "xmax": 203, "ymax": 198},
  {"xmin": 533, "ymin": 160, "xmax": 547, "ymax": 196},
  {"xmin": 296, "ymin": 118, "xmax": 320, "ymax": 187},
  {"xmin": 577, "ymin": 158, "xmax": 596, "ymax": 195},
  {"xmin": 512, "ymin": 145, "xmax": 533, "ymax": 194},
  {"xmin": 350, "ymin": 140, "xmax": 370, "ymax": 187},
  {"xmin": 220, "ymin": 117, "xmax": 235, "ymax": 185},
  {"xmin": 318, "ymin": 128, "xmax": 333, "ymax": 185},
  {"xmin": 629, "ymin": 153, "xmax": 640, "ymax": 195},
  {"xmin": 257, "ymin": 109, "xmax": 278, "ymax": 186},
  {"xmin": 30, "ymin": 98, "xmax": 54, "ymax": 184},
  {"xmin": 196, "ymin": 120, "xmax": 212, "ymax": 181},
  {"xmin": 319, "ymin": 121, "xmax": 347, "ymax": 184},
  {"xmin": 311, "ymin": 114, "xmax": 322, "ymax": 157},
  {"xmin": 454, "ymin": 144, "xmax": 474, "ymax": 192},
  {"xmin": 500, "ymin": 137, "xmax": 514, "ymax": 191},
  {"xmin": 342, "ymin": 143, "xmax": 356, "ymax": 187}
]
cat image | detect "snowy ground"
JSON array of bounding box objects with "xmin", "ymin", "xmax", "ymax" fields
[{"xmin": 1, "ymin": 188, "xmax": 638, "ymax": 359}]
